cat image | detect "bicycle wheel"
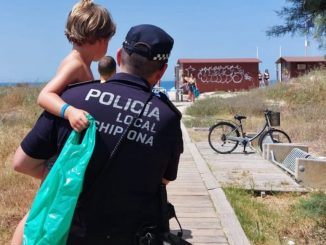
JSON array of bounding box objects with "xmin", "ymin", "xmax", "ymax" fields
[
  {"xmin": 208, "ymin": 122, "xmax": 240, "ymax": 154},
  {"xmin": 258, "ymin": 129, "xmax": 291, "ymax": 151}
]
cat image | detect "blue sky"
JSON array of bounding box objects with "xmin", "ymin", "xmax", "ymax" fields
[{"xmin": 0, "ymin": 0, "xmax": 324, "ymax": 83}]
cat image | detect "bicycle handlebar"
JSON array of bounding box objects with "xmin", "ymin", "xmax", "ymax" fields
[{"xmin": 264, "ymin": 109, "xmax": 272, "ymax": 115}]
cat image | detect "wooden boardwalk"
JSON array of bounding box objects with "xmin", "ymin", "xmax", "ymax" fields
[
  {"xmin": 195, "ymin": 142, "xmax": 306, "ymax": 192},
  {"xmin": 168, "ymin": 102, "xmax": 306, "ymax": 244},
  {"xmin": 168, "ymin": 145, "xmax": 228, "ymax": 244},
  {"xmin": 167, "ymin": 122, "xmax": 251, "ymax": 245}
]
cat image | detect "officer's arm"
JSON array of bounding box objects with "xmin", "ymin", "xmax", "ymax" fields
[{"xmin": 12, "ymin": 146, "xmax": 47, "ymax": 179}]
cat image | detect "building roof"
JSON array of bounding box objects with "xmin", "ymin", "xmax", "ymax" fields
[
  {"xmin": 276, "ymin": 56, "xmax": 326, "ymax": 63},
  {"xmin": 177, "ymin": 58, "xmax": 261, "ymax": 64}
]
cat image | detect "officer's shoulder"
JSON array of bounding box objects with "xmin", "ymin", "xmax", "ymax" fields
[
  {"xmin": 67, "ymin": 80, "xmax": 101, "ymax": 89},
  {"xmin": 153, "ymin": 91, "xmax": 182, "ymax": 118}
]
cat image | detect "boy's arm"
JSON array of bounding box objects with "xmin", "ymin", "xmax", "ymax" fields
[{"xmin": 37, "ymin": 61, "xmax": 89, "ymax": 132}]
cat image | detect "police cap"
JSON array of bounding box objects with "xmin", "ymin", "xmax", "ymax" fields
[{"xmin": 122, "ymin": 24, "xmax": 174, "ymax": 61}]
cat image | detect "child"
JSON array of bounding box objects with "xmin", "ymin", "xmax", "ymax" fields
[
  {"xmin": 98, "ymin": 55, "xmax": 117, "ymax": 83},
  {"xmin": 11, "ymin": 1, "xmax": 116, "ymax": 244},
  {"xmin": 37, "ymin": 0, "xmax": 116, "ymax": 132}
]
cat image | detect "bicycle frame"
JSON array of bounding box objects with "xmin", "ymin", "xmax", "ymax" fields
[{"xmin": 225, "ymin": 112, "xmax": 273, "ymax": 144}]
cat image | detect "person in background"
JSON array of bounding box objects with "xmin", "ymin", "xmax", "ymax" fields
[
  {"xmin": 98, "ymin": 55, "xmax": 117, "ymax": 83},
  {"xmin": 10, "ymin": 1, "xmax": 116, "ymax": 244},
  {"xmin": 258, "ymin": 71, "xmax": 264, "ymax": 87},
  {"xmin": 183, "ymin": 75, "xmax": 192, "ymax": 102},
  {"xmin": 282, "ymin": 67, "xmax": 290, "ymax": 82},
  {"xmin": 187, "ymin": 74, "xmax": 197, "ymax": 102},
  {"xmin": 179, "ymin": 74, "xmax": 189, "ymax": 100},
  {"xmin": 263, "ymin": 69, "xmax": 270, "ymax": 86},
  {"xmin": 12, "ymin": 24, "xmax": 183, "ymax": 245}
]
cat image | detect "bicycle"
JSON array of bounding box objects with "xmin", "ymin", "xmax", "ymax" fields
[{"xmin": 208, "ymin": 110, "xmax": 291, "ymax": 154}]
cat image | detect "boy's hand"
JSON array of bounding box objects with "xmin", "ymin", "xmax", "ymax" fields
[{"xmin": 65, "ymin": 107, "xmax": 89, "ymax": 132}]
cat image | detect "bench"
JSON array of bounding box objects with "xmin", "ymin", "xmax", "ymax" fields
[
  {"xmin": 262, "ymin": 143, "xmax": 308, "ymax": 161},
  {"xmin": 263, "ymin": 143, "xmax": 326, "ymax": 189},
  {"xmin": 270, "ymin": 147, "xmax": 315, "ymax": 176}
]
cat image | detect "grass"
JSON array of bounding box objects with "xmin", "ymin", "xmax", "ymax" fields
[
  {"xmin": 0, "ymin": 85, "xmax": 42, "ymax": 244},
  {"xmin": 296, "ymin": 192, "xmax": 326, "ymax": 225},
  {"xmin": 223, "ymin": 188, "xmax": 326, "ymax": 245}
]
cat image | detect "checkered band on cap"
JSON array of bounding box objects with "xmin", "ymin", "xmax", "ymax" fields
[{"xmin": 153, "ymin": 53, "xmax": 170, "ymax": 61}]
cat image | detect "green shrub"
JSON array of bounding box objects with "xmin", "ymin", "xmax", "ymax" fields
[
  {"xmin": 186, "ymin": 97, "xmax": 228, "ymax": 117},
  {"xmin": 296, "ymin": 192, "xmax": 326, "ymax": 226}
]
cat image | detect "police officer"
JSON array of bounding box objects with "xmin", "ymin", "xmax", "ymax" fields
[{"xmin": 12, "ymin": 24, "xmax": 183, "ymax": 244}]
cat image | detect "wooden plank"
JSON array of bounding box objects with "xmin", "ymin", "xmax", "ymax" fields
[
  {"xmin": 177, "ymin": 229, "xmax": 226, "ymax": 237},
  {"xmin": 170, "ymin": 217, "xmax": 221, "ymax": 229}
]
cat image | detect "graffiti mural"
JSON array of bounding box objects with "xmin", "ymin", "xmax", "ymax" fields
[
  {"xmin": 184, "ymin": 66, "xmax": 196, "ymax": 76},
  {"xmin": 185, "ymin": 65, "xmax": 253, "ymax": 84}
]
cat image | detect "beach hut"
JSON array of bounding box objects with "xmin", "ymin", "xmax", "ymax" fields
[
  {"xmin": 175, "ymin": 58, "xmax": 261, "ymax": 94},
  {"xmin": 275, "ymin": 56, "xmax": 326, "ymax": 82}
]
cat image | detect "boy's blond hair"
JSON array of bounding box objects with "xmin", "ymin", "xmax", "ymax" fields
[{"xmin": 65, "ymin": 0, "xmax": 116, "ymax": 46}]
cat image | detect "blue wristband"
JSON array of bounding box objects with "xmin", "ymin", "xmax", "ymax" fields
[{"xmin": 60, "ymin": 103, "xmax": 70, "ymax": 118}]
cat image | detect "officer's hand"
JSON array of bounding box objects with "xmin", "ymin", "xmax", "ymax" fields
[{"xmin": 65, "ymin": 107, "xmax": 89, "ymax": 132}]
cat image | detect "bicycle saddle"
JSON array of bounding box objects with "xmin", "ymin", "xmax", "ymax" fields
[{"xmin": 234, "ymin": 115, "xmax": 247, "ymax": 120}]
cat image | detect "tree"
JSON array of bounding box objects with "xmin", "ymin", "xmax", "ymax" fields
[{"xmin": 266, "ymin": 0, "xmax": 326, "ymax": 48}]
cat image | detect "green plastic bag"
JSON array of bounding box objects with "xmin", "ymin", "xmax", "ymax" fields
[{"xmin": 23, "ymin": 114, "xmax": 96, "ymax": 245}]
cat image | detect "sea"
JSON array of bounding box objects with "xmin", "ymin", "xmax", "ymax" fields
[
  {"xmin": 0, "ymin": 80, "xmax": 176, "ymax": 91},
  {"xmin": 159, "ymin": 80, "xmax": 175, "ymax": 91},
  {"xmin": 0, "ymin": 80, "xmax": 276, "ymax": 90},
  {"xmin": 0, "ymin": 82, "xmax": 44, "ymax": 87}
]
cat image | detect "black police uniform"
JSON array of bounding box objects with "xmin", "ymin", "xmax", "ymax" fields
[{"xmin": 21, "ymin": 73, "xmax": 183, "ymax": 244}]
